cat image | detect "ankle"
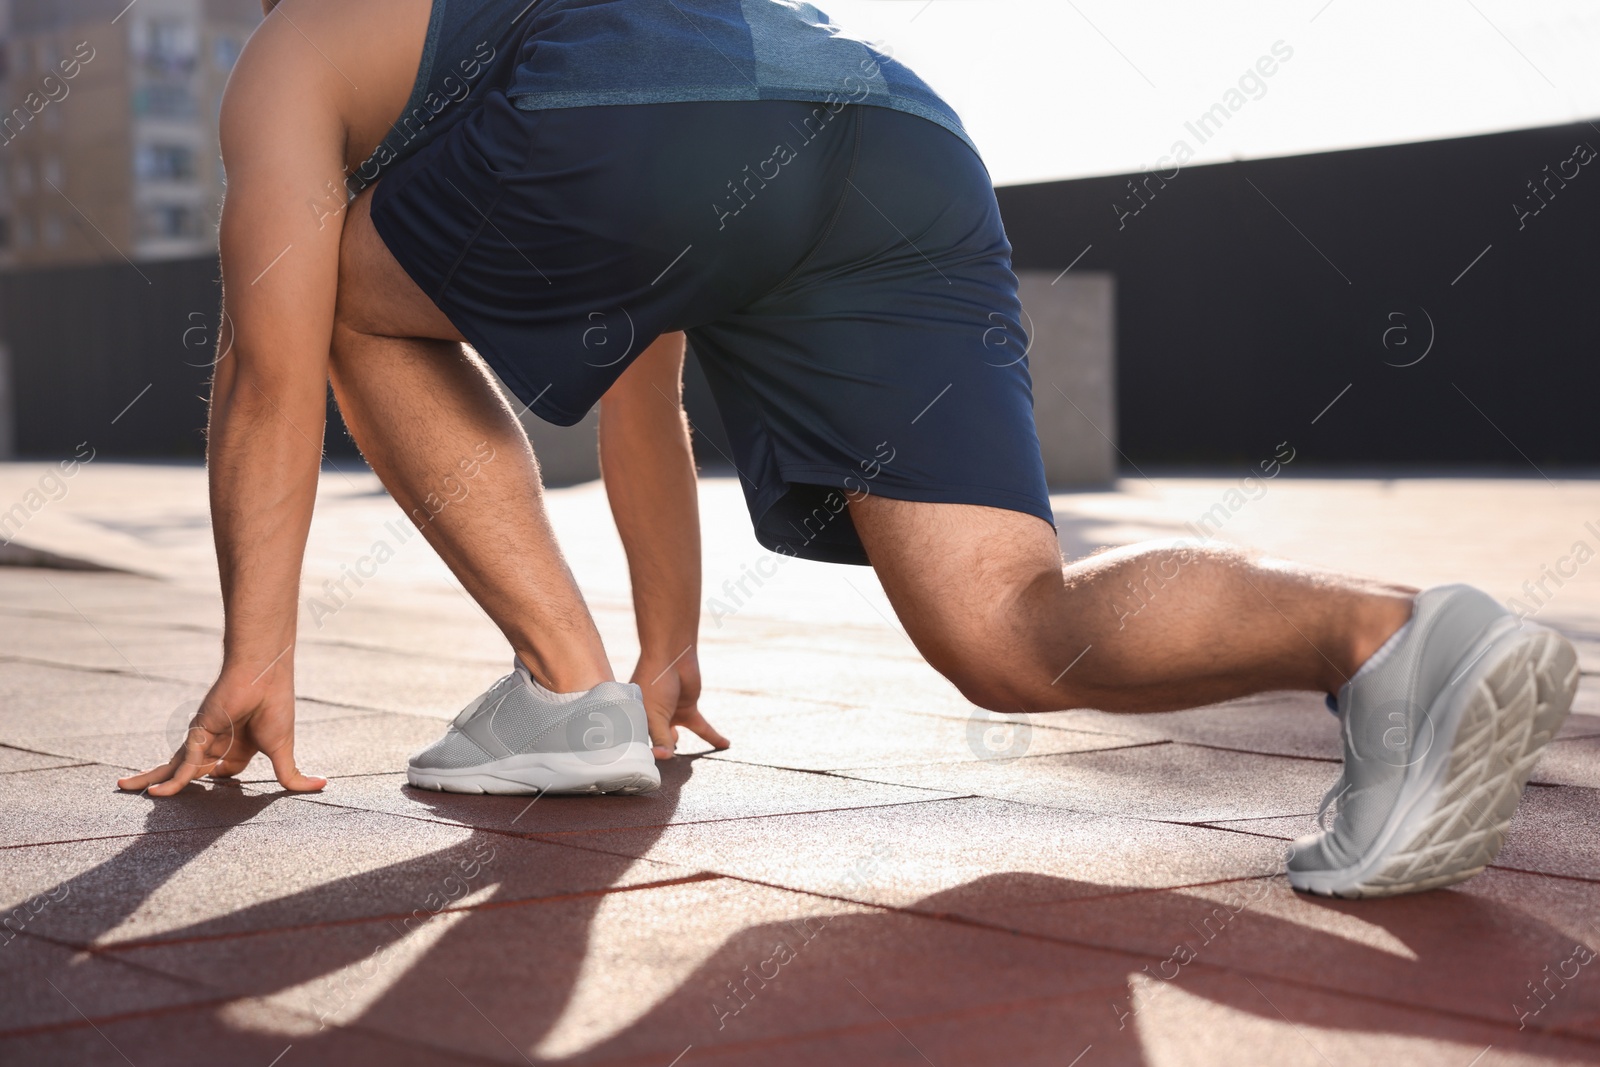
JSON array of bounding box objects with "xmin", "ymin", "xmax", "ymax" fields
[
  {"xmin": 1341, "ymin": 594, "xmax": 1416, "ymax": 688},
  {"xmin": 512, "ymin": 647, "xmax": 612, "ymax": 694}
]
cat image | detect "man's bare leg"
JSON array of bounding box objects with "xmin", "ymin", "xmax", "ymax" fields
[
  {"xmin": 328, "ymin": 192, "xmax": 610, "ymax": 692},
  {"xmin": 848, "ymin": 495, "xmax": 1416, "ymax": 713},
  {"xmin": 329, "ymin": 192, "xmax": 728, "ymax": 761}
]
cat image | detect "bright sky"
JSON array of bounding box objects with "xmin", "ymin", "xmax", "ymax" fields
[{"xmin": 819, "ymin": 0, "xmax": 1600, "ymax": 186}]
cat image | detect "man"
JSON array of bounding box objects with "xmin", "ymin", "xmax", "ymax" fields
[{"xmin": 120, "ymin": 0, "xmax": 1577, "ymax": 900}]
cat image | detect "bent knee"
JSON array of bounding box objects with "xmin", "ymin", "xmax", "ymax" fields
[{"xmin": 933, "ymin": 646, "xmax": 1072, "ymax": 715}]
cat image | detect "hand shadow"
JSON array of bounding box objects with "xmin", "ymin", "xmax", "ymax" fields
[{"xmin": 9, "ymin": 757, "xmax": 699, "ymax": 1060}]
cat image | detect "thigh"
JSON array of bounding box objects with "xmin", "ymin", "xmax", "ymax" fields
[
  {"xmin": 848, "ymin": 493, "xmax": 1063, "ymax": 675},
  {"xmin": 690, "ymin": 106, "xmax": 1053, "ymax": 567},
  {"xmin": 336, "ymin": 187, "xmax": 465, "ymax": 342}
]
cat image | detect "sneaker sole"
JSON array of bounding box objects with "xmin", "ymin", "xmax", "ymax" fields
[
  {"xmin": 1288, "ymin": 623, "xmax": 1577, "ymax": 899},
  {"xmin": 407, "ymin": 744, "xmax": 661, "ymax": 796}
]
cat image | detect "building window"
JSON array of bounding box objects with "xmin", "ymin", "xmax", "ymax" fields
[
  {"xmin": 140, "ymin": 203, "xmax": 204, "ymax": 240},
  {"xmin": 16, "ymin": 215, "xmax": 33, "ymax": 248},
  {"xmin": 213, "ymin": 35, "xmax": 241, "ymax": 71},
  {"xmin": 42, "ymin": 156, "xmax": 62, "ymax": 187},
  {"xmin": 143, "ymin": 19, "xmax": 197, "ymax": 76},
  {"xmin": 136, "ymin": 143, "xmax": 196, "ymax": 182},
  {"xmin": 0, "ymin": 216, "xmax": 11, "ymax": 249},
  {"xmin": 13, "ymin": 160, "xmax": 33, "ymax": 195},
  {"xmin": 42, "ymin": 213, "xmax": 64, "ymax": 246},
  {"xmin": 134, "ymin": 84, "xmax": 198, "ymax": 118}
]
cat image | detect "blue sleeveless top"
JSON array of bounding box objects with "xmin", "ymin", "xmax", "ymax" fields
[{"xmin": 356, "ymin": 0, "xmax": 972, "ymax": 190}]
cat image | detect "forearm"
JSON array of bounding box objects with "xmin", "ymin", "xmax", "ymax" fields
[
  {"xmin": 598, "ymin": 334, "xmax": 701, "ymax": 660},
  {"xmin": 208, "ymin": 346, "xmax": 328, "ymax": 675}
]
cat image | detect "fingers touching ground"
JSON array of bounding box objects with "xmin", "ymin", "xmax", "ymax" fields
[
  {"xmin": 636, "ymin": 663, "xmax": 730, "ymax": 759},
  {"xmin": 117, "ymin": 691, "xmax": 325, "ymax": 796}
]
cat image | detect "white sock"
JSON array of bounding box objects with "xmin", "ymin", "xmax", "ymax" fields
[
  {"xmin": 515, "ymin": 659, "xmax": 589, "ymax": 704},
  {"xmin": 1351, "ymin": 619, "xmax": 1413, "ymax": 686}
]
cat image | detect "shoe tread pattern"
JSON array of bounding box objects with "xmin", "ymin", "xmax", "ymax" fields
[{"xmin": 1342, "ymin": 630, "xmax": 1577, "ymax": 898}]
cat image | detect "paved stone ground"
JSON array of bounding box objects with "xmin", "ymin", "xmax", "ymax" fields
[{"xmin": 1, "ymin": 461, "xmax": 1597, "ymax": 1066}]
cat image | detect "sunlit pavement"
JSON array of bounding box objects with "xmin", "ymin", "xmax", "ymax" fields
[{"xmin": 1, "ymin": 462, "xmax": 1597, "ymax": 1066}]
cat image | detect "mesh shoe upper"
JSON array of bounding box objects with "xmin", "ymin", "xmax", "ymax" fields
[
  {"xmin": 1288, "ymin": 584, "xmax": 1513, "ymax": 873},
  {"xmin": 409, "ymin": 664, "xmax": 648, "ymax": 770}
]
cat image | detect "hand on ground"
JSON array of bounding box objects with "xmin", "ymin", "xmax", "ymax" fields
[
  {"xmin": 117, "ymin": 670, "xmax": 326, "ymax": 796},
  {"xmin": 633, "ymin": 647, "xmax": 728, "ymax": 760}
]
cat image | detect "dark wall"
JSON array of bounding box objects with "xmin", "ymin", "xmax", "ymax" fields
[
  {"xmin": 8, "ymin": 118, "xmax": 1595, "ymax": 467},
  {"xmin": 0, "ymin": 255, "xmax": 359, "ymax": 458},
  {"xmin": 995, "ymin": 118, "xmax": 1600, "ymax": 468}
]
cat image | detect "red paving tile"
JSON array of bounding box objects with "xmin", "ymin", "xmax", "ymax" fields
[
  {"xmin": 108, "ymin": 877, "xmax": 1148, "ymax": 1066},
  {"xmin": 0, "ymin": 764, "xmax": 310, "ymax": 847},
  {"xmin": 680, "ymin": 703, "xmax": 1140, "ymax": 770},
  {"xmin": 0, "ymin": 935, "xmax": 215, "ymax": 1033},
  {"xmin": 1207, "ymin": 784, "xmax": 1600, "ymax": 883},
  {"xmin": 6, "ymin": 807, "xmax": 689, "ymax": 949},
  {"xmin": 280, "ymin": 757, "xmax": 959, "ymax": 834},
  {"xmin": 7, "ymin": 478, "xmax": 1600, "ymax": 1064},
  {"xmin": 961, "ymin": 867, "xmax": 1600, "ymax": 1034},
  {"xmin": 529, "ymin": 796, "xmax": 1288, "ymax": 911},
  {"xmin": 836, "ymin": 742, "xmax": 1336, "ymax": 822},
  {"xmin": 669, "ymin": 976, "xmax": 1600, "ymax": 1067},
  {"xmin": 1020, "ymin": 690, "xmax": 1348, "ymax": 760},
  {"xmin": 0, "ymin": 1000, "xmax": 487, "ymax": 1066},
  {"xmin": 1533, "ymin": 738, "xmax": 1600, "ymax": 788}
]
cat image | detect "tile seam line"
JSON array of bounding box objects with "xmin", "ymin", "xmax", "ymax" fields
[
  {"xmin": 0, "ymin": 740, "xmax": 101, "ymax": 765},
  {"xmin": 0, "ymin": 989, "xmax": 514, "ymax": 1066},
  {"xmin": 14, "ymin": 939, "xmax": 1600, "ymax": 1053},
  {"xmin": 6, "ymin": 925, "xmax": 227, "ymax": 990},
  {"xmin": 0, "ymin": 818, "xmax": 321, "ymax": 852},
  {"xmin": 0, "ymin": 653, "xmax": 432, "ymax": 718},
  {"xmin": 689, "ymin": 751, "xmax": 1001, "ymax": 784},
  {"xmin": 515, "ymin": 780, "xmax": 1301, "ymax": 848},
  {"xmin": 794, "ymin": 738, "xmax": 1175, "ymax": 784},
  {"xmin": 0, "ymin": 761, "xmax": 95, "ymax": 776},
  {"xmin": 691, "ymin": 685, "xmax": 1156, "ymax": 738},
  {"xmin": 705, "ymin": 706, "xmax": 1150, "ymax": 744},
  {"xmin": 573, "ymin": 988, "xmax": 1145, "ymax": 1067},
  {"xmin": 274, "ymin": 787, "xmax": 982, "ymax": 840},
  {"xmin": 1190, "ymin": 811, "xmax": 1318, "ymax": 829},
  {"xmin": 0, "ymin": 653, "xmax": 195, "ymax": 686},
  {"xmin": 0, "ymin": 604, "xmax": 541, "ymax": 668},
  {"xmin": 709, "ymin": 869, "xmax": 1286, "ymax": 922},
  {"xmin": 1170, "ymin": 739, "xmax": 1343, "ymax": 764},
  {"xmin": 0, "ymin": 996, "xmax": 238, "ymax": 1042},
  {"xmin": 697, "ymin": 736, "xmax": 1166, "ymax": 777},
  {"xmin": 1192, "ymin": 819, "xmax": 1600, "ymax": 884},
  {"xmin": 0, "ymin": 655, "xmax": 497, "ymax": 722},
  {"xmin": 87, "ymin": 871, "xmax": 723, "ymax": 954},
  {"xmin": 517, "ymin": 791, "xmax": 984, "ymax": 836},
  {"xmin": 687, "ymin": 870, "xmax": 1600, "ymax": 1047},
  {"xmin": 1483, "ymin": 862, "xmax": 1600, "ymax": 885}
]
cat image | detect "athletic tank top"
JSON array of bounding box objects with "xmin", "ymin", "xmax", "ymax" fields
[{"xmin": 355, "ymin": 0, "xmax": 972, "ymax": 191}]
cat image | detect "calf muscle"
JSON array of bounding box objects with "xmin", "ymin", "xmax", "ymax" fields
[{"xmin": 850, "ymin": 494, "xmax": 1414, "ymax": 714}]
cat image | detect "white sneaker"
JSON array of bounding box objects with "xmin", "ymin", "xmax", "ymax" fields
[
  {"xmin": 407, "ymin": 663, "xmax": 660, "ymax": 795},
  {"xmin": 1286, "ymin": 584, "xmax": 1577, "ymax": 897}
]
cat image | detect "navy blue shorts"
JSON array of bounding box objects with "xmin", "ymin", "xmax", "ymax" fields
[{"xmin": 370, "ymin": 92, "xmax": 1053, "ymax": 564}]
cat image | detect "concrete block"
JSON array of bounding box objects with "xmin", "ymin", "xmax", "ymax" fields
[
  {"xmin": 493, "ymin": 272, "xmax": 1114, "ymax": 491},
  {"xmin": 1017, "ymin": 270, "xmax": 1117, "ymax": 487}
]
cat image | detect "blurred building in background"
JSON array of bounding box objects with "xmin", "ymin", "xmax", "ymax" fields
[
  {"xmin": 0, "ymin": 0, "xmax": 257, "ymax": 458},
  {"xmin": 0, "ymin": 0, "xmax": 255, "ymax": 269}
]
